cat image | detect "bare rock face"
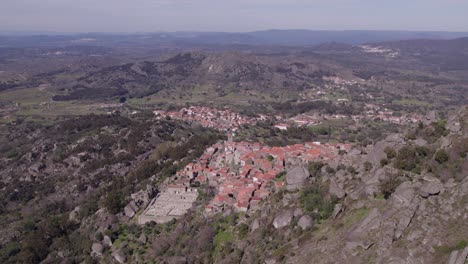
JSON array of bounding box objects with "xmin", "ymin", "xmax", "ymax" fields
[
  {"xmin": 297, "ymin": 215, "xmax": 313, "ymax": 230},
  {"xmin": 251, "ymin": 218, "xmax": 260, "ymax": 232},
  {"xmin": 273, "ymin": 210, "xmax": 293, "ymax": 229},
  {"xmin": 449, "ymin": 247, "xmax": 468, "ymax": 264},
  {"xmin": 103, "ymin": 235, "xmax": 113, "ymax": 247},
  {"xmin": 329, "ymin": 180, "xmax": 346, "ymax": 199},
  {"xmin": 293, "ymin": 208, "xmax": 304, "ymax": 218},
  {"xmin": 455, "ymin": 247, "xmax": 468, "ymax": 264},
  {"xmin": 123, "ymin": 200, "xmax": 139, "ymax": 218},
  {"xmin": 138, "ymin": 234, "xmax": 147, "ymax": 244},
  {"xmin": 68, "ymin": 206, "xmax": 81, "ymax": 223},
  {"xmin": 419, "ymin": 181, "xmax": 443, "ymax": 198},
  {"xmin": 286, "ymin": 167, "xmax": 310, "ymax": 191},
  {"xmin": 424, "ymin": 110, "xmax": 437, "ymax": 125},
  {"xmin": 166, "ymin": 256, "xmax": 187, "ymax": 264},
  {"xmin": 346, "ymin": 208, "xmax": 382, "ymax": 244},
  {"xmin": 112, "ymin": 250, "xmax": 127, "ymax": 264},
  {"xmin": 332, "ymin": 203, "xmax": 343, "ymax": 219},
  {"xmin": 123, "ymin": 204, "xmax": 136, "ymax": 218},
  {"xmin": 91, "ymin": 243, "xmax": 104, "ymax": 256},
  {"xmin": 365, "ymin": 133, "xmax": 405, "ymax": 167}
]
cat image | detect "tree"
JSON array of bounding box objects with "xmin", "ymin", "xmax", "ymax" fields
[
  {"xmin": 364, "ymin": 161, "xmax": 373, "ymax": 172},
  {"xmin": 434, "ymin": 149, "xmax": 449, "ymax": 164},
  {"xmin": 104, "ymin": 191, "xmax": 126, "ymax": 214}
]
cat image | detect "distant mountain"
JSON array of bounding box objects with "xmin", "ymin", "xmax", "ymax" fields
[
  {"xmin": 368, "ymin": 37, "xmax": 468, "ymax": 54},
  {"xmin": 1, "ymin": 30, "xmax": 468, "ymax": 48},
  {"xmin": 364, "ymin": 37, "xmax": 468, "ymax": 71}
]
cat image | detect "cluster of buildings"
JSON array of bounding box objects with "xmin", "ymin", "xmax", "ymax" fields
[
  {"xmin": 154, "ymin": 106, "xmax": 261, "ymax": 131},
  {"xmin": 274, "ymin": 114, "xmax": 320, "ymax": 130},
  {"xmin": 139, "ymin": 140, "xmax": 351, "ymax": 224},
  {"xmin": 359, "ymin": 104, "xmax": 422, "ymax": 124}
]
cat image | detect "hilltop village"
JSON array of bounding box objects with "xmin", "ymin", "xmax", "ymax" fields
[
  {"xmin": 139, "ymin": 105, "xmax": 423, "ymax": 224},
  {"xmin": 139, "ymin": 138, "xmax": 351, "ymax": 224}
]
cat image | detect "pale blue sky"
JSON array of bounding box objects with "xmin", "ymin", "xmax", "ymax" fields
[{"xmin": 1, "ymin": 0, "xmax": 467, "ymax": 32}]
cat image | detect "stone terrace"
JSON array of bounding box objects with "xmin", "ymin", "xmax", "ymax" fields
[{"xmin": 137, "ymin": 185, "xmax": 198, "ymax": 224}]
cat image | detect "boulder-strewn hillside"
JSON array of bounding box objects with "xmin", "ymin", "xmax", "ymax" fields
[
  {"xmin": 50, "ymin": 52, "xmax": 339, "ymax": 101},
  {"xmin": 0, "ymin": 113, "xmax": 225, "ymax": 263},
  {"xmin": 287, "ymin": 106, "xmax": 468, "ymax": 264},
  {"xmin": 0, "ymin": 104, "xmax": 466, "ymax": 263}
]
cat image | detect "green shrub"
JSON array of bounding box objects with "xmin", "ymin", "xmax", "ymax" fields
[
  {"xmin": 384, "ymin": 146, "xmax": 396, "ymax": 159},
  {"xmin": 95, "ymin": 232, "xmax": 104, "ymax": 241},
  {"xmin": 347, "ymin": 166, "xmax": 357, "ymax": 175},
  {"xmin": 434, "ymin": 149, "xmax": 449, "ymax": 164},
  {"xmin": 380, "ymin": 158, "xmax": 389, "ymax": 167},
  {"xmin": 104, "ymin": 191, "xmax": 126, "ymax": 214},
  {"xmin": 364, "ymin": 161, "xmax": 373, "ymax": 172},
  {"xmin": 236, "ymin": 223, "xmax": 249, "ymax": 239},
  {"xmin": 325, "ymin": 166, "xmax": 336, "ymax": 174},
  {"xmin": 308, "ymin": 162, "xmax": 325, "ymax": 177},
  {"xmin": 434, "ymin": 240, "xmax": 467, "ymax": 256},
  {"xmin": 394, "ymin": 146, "xmax": 418, "ymax": 171},
  {"xmin": 0, "ymin": 242, "xmax": 21, "ymax": 262},
  {"xmin": 337, "ymin": 164, "xmax": 346, "ymax": 171},
  {"xmin": 274, "ymin": 171, "xmax": 286, "ymax": 182},
  {"xmin": 300, "ymin": 184, "xmax": 335, "ymax": 221},
  {"xmin": 379, "ymin": 175, "xmax": 401, "ymax": 199}
]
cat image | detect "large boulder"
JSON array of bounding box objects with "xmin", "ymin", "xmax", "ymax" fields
[
  {"xmin": 286, "ymin": 167, "xmax": 310, "ymax": 191},
  {"xmin": 329, "ymin": 180, "xmax": 346, "ymax": 199},
  {"xmin": 166, "ymin": 256, "xmax": 187, "ymax": 264},
  {"xmin": 365, "ymin": 134, "xmax": 405, "ymax": 167},
  {"xmin": 123, "ymin": 200, "xmax": 139, "ymax": 218},
  {"xmin": 297, "ymin": 215, "xmax": 313, "ymax": 230},
  {"xmin": 251, "ymin": 218, "xmax": 260, "ymax": 232},
  {"xmin": 293, "ymin": 208, "xmax": 304, "ymax": 218},
  {"xmin": 68, "ymin": 206, "xmax": 81, "ymax": 223},
  {"xmin": 419, "ymin": 181, "xmax": 443, "ymax": 198},
  {"xmin": 91, "ymin": 243, "xmax": 104, "ymax": 256},
  {"xmin": 124, "ymin": 204, "xmax": 136, "ymax": 218},
  {"xmin": 273, "ymin": 210, "xmax": 293, "ymax": 229},
  {"xmin": 138, "ymin": 234, "xmax": 147, "ymax": 244},
  {"xmin": 103, "ymin": 235, "xmax": 113, "ymax": 247},
  {"xmin": 112, "ymin": 250, "xmax": 127, "ymax": 264},
  {"xmin": 449, "ymin": 247, "xmax": 468, "ymax": 264}
]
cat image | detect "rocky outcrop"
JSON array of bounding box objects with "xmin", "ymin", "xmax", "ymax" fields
[
  {"xmin": 251, "ymin": 219, "xmax": 260, "ymax": 232},
  {"xmin": 91, "ymin": 243, "xmax": 104, "ymax": 256},
  {"xmin": 419, "ymin": 181, "xmax": 443, "ymax": 198},
  {"xmin": 68, "ymin": 206, "xmax": 81, "ymax": 223},
  {"xmin": 329, "ymin": 180, "xmax": 346, "ymax": 199},
  {"xmin": 365, "ymin": 133, "xmax": 405, "ymax": 167},
  {"xmin": 273, "ymin": 210, "xmax": 293, "ymax": 229},
  {"xmin": 103, "ymin": 235, "xmax": 113, "ymax": 247},
  {"xmin": 297, "ymin": 215, "xmax": 313, "ymax": 230},
  {"xmin": 345, "ymin": 181, "xmax": 421, "ymax": 255},
  {"xmin": 286, "ymin": 167, "xmax": 310, "ymax": 191},
  {"xmin": 112, "ymin": 250, "xmax": 127, "ymax": 264},
  {"xmin": 166, "ymin": 256, "xmax": 187, "ymax": 264},
  {"xmin": 332, "ymin": 203, "xmax": 343, "ymax": 219},
  {"xmin": 448, "ymin": 247, "xmax": 468, "ymax": 264},
  {"xmin": 124, "ymin": 201, "xmax": 139, "ymax": 218}
]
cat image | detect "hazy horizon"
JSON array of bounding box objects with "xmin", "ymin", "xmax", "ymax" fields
[
  {"xmin": 1, "ymin": 0, "xmax": 468, "ymax": 33},
  {"xmin": 2, "ymin": 29, "xmax": 468, "ymax": 36}
]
